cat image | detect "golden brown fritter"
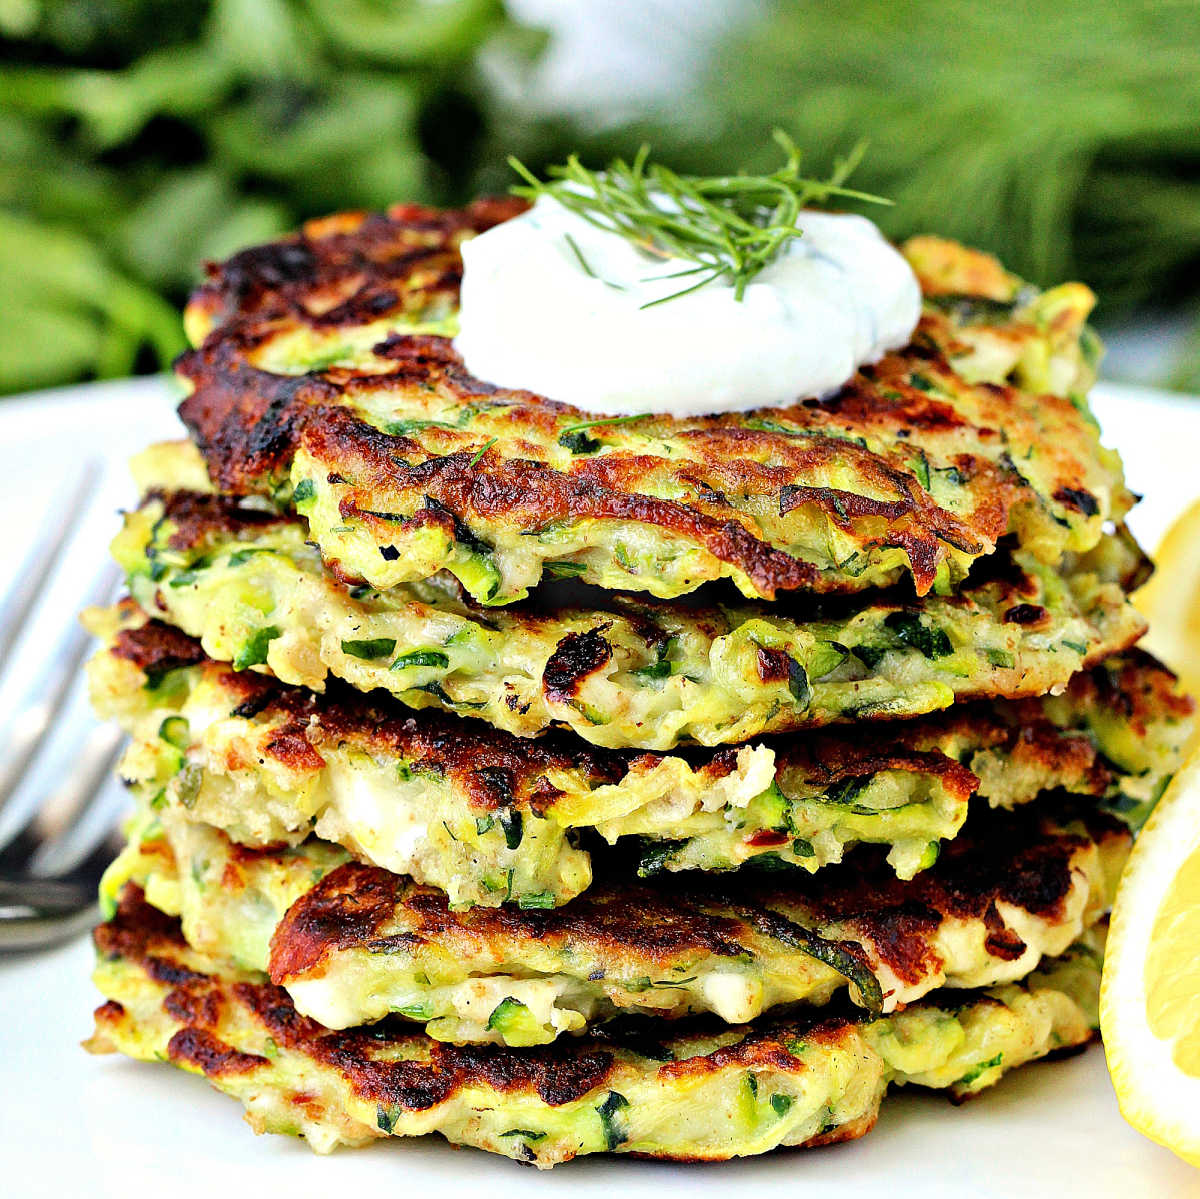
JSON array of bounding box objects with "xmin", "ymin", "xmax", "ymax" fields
[
  {"xmin": 87, "ymin": 886, "xmax": 1104, "ymax": 1165},
  {"xmin": 176, "ymin": 200, "xmax": 1127, "ymax": 605},
  {"xmin": 108, "ymin": 487, "xmax": 1148, "ymax": 750},
  {"xmin": 88, "ymin": 601, "xmax": 1189, "ymax": 906},
  {"xmin": 104, "ymin": 797, "xmax": 1125, "ymax": 1043}
]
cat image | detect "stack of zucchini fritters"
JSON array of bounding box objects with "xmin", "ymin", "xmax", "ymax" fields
[{"xmin": 84, "ymin": 199, "xmax": 1193, "ymax": 1166}]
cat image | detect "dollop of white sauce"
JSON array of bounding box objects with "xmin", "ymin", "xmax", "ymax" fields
[{"xmin": 455, "ymin": 196, "xmax": 921, "ymax": 418}]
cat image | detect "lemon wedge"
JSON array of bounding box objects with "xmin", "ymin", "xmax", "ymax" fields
[
  {"xmin": 1101, "ymin": 746, "xmax": 1200, "ymax": 1166},
  {"xmin": 1136, "ymin": 497, "xmax": 1200, "ymax": 711}
]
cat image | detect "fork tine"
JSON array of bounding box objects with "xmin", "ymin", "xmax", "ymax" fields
[
  {"xmin": 27, "ymin": 722, "xmax": 127, "ymax": 878},
  {"xmin": 0, "ymin": 819, "xmax": 124, "ymax": 951},
  {"xmin": 0, "ymin": 461, "xmax": 102, "ymax": 680},
  {"xmin": 0, "ymin": 562, "xmax": 120, "ymax": 825}
]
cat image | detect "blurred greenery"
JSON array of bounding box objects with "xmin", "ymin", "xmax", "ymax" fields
[
  {"xmin": 4, "ymin": 0, "xmax": 1200, "ymax": 395},
  {"xmin": 0, "ymin": 0, "xmax": 542, "ymax": 393},
  {"xmin": 624, "ymin": 0, "xmax": 1200, "ymax": 379}
]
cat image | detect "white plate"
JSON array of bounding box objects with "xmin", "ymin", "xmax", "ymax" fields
[{"xmin": 2, "ymin": 377, "xmax": 1199, "ymax": 1198}]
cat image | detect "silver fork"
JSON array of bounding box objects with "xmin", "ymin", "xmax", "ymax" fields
[{"xmin": 0, "ymin": 464, "xmax": 127, "ymax": 951}]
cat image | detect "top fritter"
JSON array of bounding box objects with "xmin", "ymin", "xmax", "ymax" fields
[{"xmin": 178, "ymin": 200, "xmax": 1129, "ymax": 606}]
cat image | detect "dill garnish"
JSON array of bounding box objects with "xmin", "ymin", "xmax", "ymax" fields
[{"xmin": 508, "ymin": 131, "xmax": 889, "ymax": 306}]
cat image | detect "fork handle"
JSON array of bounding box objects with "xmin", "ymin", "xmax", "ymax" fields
[{"xmin": 0, "ymin": 879, "xmax": 98, "ymax": 952}]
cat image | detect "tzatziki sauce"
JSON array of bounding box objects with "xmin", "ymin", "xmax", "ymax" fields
[{"xmin": 454, "ymin": 196, "xmax": 921, "ymax": 418}]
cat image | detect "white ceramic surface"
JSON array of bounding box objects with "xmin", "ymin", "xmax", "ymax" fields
[{"xmin": 1, "ymin": 376, "xmax": 1198, "ymax": 1198}]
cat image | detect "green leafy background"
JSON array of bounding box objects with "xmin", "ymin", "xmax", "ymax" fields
[{"xmin": 3, "ymin": 0, "xmax": 1200, "ymax": 395}]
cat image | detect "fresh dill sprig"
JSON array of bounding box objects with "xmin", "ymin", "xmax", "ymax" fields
[
  {"xmin": 508, "ymin": 131, "xmax": 890, "ymax": 306},
  {"xmin": 467, "ymin": 437, "xmax": 497, "ymax": 467}
]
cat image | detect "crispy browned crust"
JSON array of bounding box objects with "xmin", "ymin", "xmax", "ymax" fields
[
  {"xmin": 783, "ymin": 804, "xmax": 1118, "ymax": 986},
  {"xmin": 146, "ymin": 488, "xmax": 291, "ymax": 552},
  {"xmin": 267, "ymin": 804, "xmax": 1125, "ymax": 993},
  {"xmin": 267, "ymin": 863, "xmax": 756, "ymax": 982},
  {"xmin": 97, "ymin": 887, "xmax": 623, "ymax": 1109},
  {"xmin": 137, "ymin": 477, "xmax": 1146, "ymax": 603},
  {"xmin": 1064, "ymin": 649, "xmax": 1195, "ymax": 736},
  {"xmin": 111, "ymin": 618, "xmax": 206, "ymax": 678},
  {"xmin": 177, "ymin": 202, "xmax": 1115, "ymax": 600},
  {"xmin": 97, "ymin": 887, "xmax": 645, "ymax": 1109},
  {"xmin": 187, "ymin": 198, "xmax": 525, "ymax": 332},
  {"xmin": 176, "ymin": 333, "xmax": 1012, "ymax": 598}
]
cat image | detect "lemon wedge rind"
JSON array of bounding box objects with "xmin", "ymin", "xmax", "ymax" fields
[{"xmin": 1101, "ymin": 747, "xmax": 1200, "ymax": 1167}]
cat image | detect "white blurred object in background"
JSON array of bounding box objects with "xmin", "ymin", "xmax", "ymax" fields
[{"xmin": 503, "ymin": 0, "xmax": 754, "ymax": 123}]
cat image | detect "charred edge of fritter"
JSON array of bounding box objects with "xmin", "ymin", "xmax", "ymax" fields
[
  {"xmin": 266, "ymin": 803, "xmax": 1124, "ymax": 990},
  {"xmin": 782, "ymin": 803, "xmax": 1126, "ymax": 986},
  {"xmin": 179, "ymin": 199, "xmax": 525, "ymax": 496},
  {"xmin": 188, "ymin": 198, "xmax": 525, "ymax": 332},
  {"xmin": 300, "ymin": 380, "xmax": 1003, "ymax": 597},
  {"xmin": 320, "ymin": 417, "xmax": 827, "ymax": 599},
  {"xmin": 542, "ymin": 626, "xmax": 614, "ymax": 705},
  {"xmin": 267, "ymin": 862, "xmax": 755, "ymax": 983},
  {"xmin": 142, "ymin": 488, "xmax": 291, "ymax": 552},
  {"xmin": 111, "ymin": 618, "xmax": 207, "ymax": 679},
  {"xmin": 1070, "ymin": 647, "xmax": 1195, "ymax": 731},
  {"xmin": 175, "ymin": 350, "xmax": 328, "ymax": 495}
]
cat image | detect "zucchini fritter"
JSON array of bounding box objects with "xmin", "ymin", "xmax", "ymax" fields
[
  {"xmin": 110, "ymin": 488, "xmax": 1146, "ymax": 751},
  {"xmin": 103, "ymin": 801, "xmax": 1125, "ymax": 1044},
  {"xmin": 87, "ymin": 605, "xmax": 1190, "ymax": 906},
  {"xmin": 176, "ymin": 200, "xmax": 1127, "ymax": 605},
  {"xmin": 87, "ymin": 887, "xmax": 1104, "ymax": 1165}
]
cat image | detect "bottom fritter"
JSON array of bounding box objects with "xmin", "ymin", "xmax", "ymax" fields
[{"xmin": 86, "ymin": 886, "xmax": 1104, "ymax": 1167}]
